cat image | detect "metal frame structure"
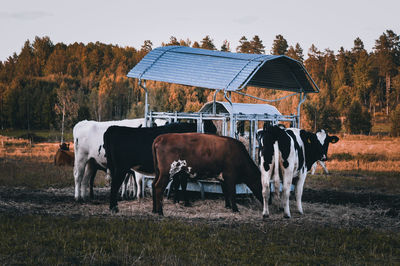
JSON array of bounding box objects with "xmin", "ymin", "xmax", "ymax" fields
[{"xmin": 127, "ymin": 46, "xmax": 320, "ymax": 197}]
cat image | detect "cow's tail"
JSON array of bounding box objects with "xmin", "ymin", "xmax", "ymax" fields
[
  {"xmin": 262, "ymin": 125, "xmax": 280, "ymax": 172},
  {"xmin": 73, "ymin": 136, "xmax": 79, "ymax": 177},
  {"xmin": 152, "ymin": 137, "xmax": 160, "ymax": 184},
  {"xmin": 103, "ymin": 129, "xmax": 111, "ymax": 171}
]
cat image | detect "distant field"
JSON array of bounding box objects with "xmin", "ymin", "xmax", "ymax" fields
[
  {"xmin": 0, "ymin": 129, "xmax": 73, "ymax": 143},
  {"xmin": 319, "ymin": 134, "xmax": 400, "ymax": 173},
  {"xmin": 0, "ymin": 134, "xmax": 399, "ymax": 264}
]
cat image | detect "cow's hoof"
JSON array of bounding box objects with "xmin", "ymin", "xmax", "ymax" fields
[
  {"xmin": 157, "ymin": 210, "xmax": 164, "ymax": 216},
  {"xmin": 284, "ymin": 214, "xmax": 291, "ymax": 219},
  {"xmin": 110, "ymin": 206, "xmax": 119, "ymax": 213},
  {"xmin": 76, "ymin": 198, "xmax": 84, "ymax": 204},
  {"xmin": 262, "ymin": 214, "xmax": 269, "ymax": 220},
  {"xmin": 232, "ymin": 208, "xmax": 239, "ymax": 213}
]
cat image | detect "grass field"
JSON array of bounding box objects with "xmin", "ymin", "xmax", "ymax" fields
[{"xmin": 0, "ymin": 134, "xmax": 399, "ymax": 264}]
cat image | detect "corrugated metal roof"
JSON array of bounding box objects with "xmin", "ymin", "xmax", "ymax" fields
[
  {"xmin": 198, "ymin": 101, "xmax": 282, "ymax": 116},
  {"xmin": 127, "ymin": 46, "xmax": 319, "ymax": 93}
]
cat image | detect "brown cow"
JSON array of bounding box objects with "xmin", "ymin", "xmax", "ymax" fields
[
  {"xmin": 152, "ymin": 133, "xmax": 263, "ymax": 215},
  {"xmin": 54, "ymin": 149, "xmax": 74, "ymax": 166}
]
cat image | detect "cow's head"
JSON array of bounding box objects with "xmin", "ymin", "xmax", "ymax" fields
[
  {"xmin": 300, "ymin": 130, "xmax": 325, "ymax": 170},
  {"xmin": 316, "ymin": 129, "xmax": 339, "ymax": 161},
  {"xmin": 59, "ymin": 142, "xmax": 70, "ymax": 151}
]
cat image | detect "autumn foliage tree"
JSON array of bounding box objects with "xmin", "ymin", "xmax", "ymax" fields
[{"xmin": 0, "ymin": 32, "xmax": 399, "ymax": 136}]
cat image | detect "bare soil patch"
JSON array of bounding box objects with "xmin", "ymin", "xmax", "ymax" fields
[{"xmin": 1, "ymin": 185, "xmax": 399, "ymax": 232}]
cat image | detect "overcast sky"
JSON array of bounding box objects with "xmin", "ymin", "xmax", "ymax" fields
[{"xmin": 1, "ymin": 0, "xmax": 399, "ymax": 62}]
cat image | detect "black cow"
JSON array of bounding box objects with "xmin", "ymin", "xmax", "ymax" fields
[
  {"xmin": 258, "ymin": 125, "xmax": 325, "ymax": 218},
  {"xmin": 103, "ymin": 121, "xmax": 217, "ymax": 213},
  {"xmin": 152, "ymin": 133, "xmax": 263, "ymax": 215}
]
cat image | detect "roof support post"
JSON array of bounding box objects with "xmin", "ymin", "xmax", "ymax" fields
[
  {"xmin": 224, "ymin": 91, "xmax": 234, "ymax": 137},
  {"xmin": 297, "ymin": 92, "xmax": 306, "ymax": 128},
  {"xmin": 139, "ymin": 80, "xmax": 149, "ymax": 127},
  {"xmin": 212, "ymin": 90, "xmax": 219, "ymax": 114}
]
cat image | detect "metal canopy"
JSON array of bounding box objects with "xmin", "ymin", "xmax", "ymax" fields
[
  {"xmin": 198, "ymin": 101, "xmax": 282, "ymax": 116},
  {"xmin": 127, "ymin": 46, "xmax": 319, "ymax": 93}
]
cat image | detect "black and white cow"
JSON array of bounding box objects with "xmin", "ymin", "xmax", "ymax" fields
[
  {"xmin": 310, "ymin": 129, "xmax": 339, "ymax": 175},
  {"xmin": 258, "ymin": 125, "xmax": 325, "ymax": 218},
  {"xmin": 103, "ymin": 121, "xmax": 217, "ymax": 213}
]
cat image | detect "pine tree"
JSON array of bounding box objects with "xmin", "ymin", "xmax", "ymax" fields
[
  {"xmin": 200, "ymin": 35, "xmax": 216, "ymax": 50},
  {"xmin": 271, "ymin": 34, "xmax": 288, "ymax": 55},
  {"xmin": 236, "ymin": 36, "xmax": 251, "ymax": 53},
  {"xmin": 249, "ymin": 35, "xmax": 265, "ymax": 54},
  {"xmin": 286, "ymin": 43, "xmax": 304, "ymax": 62},
  {"xmin": 373, "ymin": 30, "xmax": 400, "ymax": 115},
  {"xmin": 141, "ymin": 40, "xmax": 153, "ymax": 52}
]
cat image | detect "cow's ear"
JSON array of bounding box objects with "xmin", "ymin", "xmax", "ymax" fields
[{"xmin": 330, "ymin": 136, "xmax": 339, "ymax": 143}]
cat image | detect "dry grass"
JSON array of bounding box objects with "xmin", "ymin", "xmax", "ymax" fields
[
  {"xmin": 0, "ymin": 135, "xmax": 109, "ymax": 188},
  {"xmin": 0, "ymin": 135, "xmax": 72, "ymax": 163}
]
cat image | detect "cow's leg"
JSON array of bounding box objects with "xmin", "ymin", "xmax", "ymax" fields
[
  {"xmin": 120, "ymin": 174, "xmax": 129, "ymax": 200},
  {"xmin": 171, "ymin": 175, "xmax": 180, "ymax": 203},
  {"xmin": 73, "ymin": 158, "xmax": 86, "ymax": 201},
  {"xmin": 180, "ymin": 174, "xmax": 190, "ymax": 207},
  {"xmin": 310, "ymin": 162, "xmax": 317, "ymax": 175},
  {"xmin": 220, "ymin": 181, "xmax": 231, "ymax": 209},
  {"xmin": 295, "ymin": 171, "xmax": 307, "ymax": 215},
  {"xmin": 281, "ymin": 168, "xmax": 294, "ymax": 218},
  {"xmin": 260, "ymin": 156, "xmax": 272, "ymax": 218},
  {"xmin": 272, "ymin": 142, "xmax": 281, "ymax": 209},
  {"xmin": 81, "ymin": 161, "xmax": 96, "ymax": 201},
  {"xmin": 131, "ymin": 172, "xmax": 137, "ymax": 199},
  {"xmin": 153, "ymin": 173, "xmax": 170, "ymax": 215},
  {"xmin": 109, "ymin": 169, "xmax": 126, "ymax": 213},
  {"xmin": 221, "ymin": 173, "xmax": 238, "ymax": 213},
  {"xmin": 320, "ymin": 161, "xmax": 329, "ymax": 175},
  {"xmin": 89, "ymin": 167, "xmax": 98, "ymax": 200},
  {"xmin": 228, "ymin": 183, "xmax": 239, "ymax": 213},
  {"xmin": 135, "ymin": 172, "xmax": 143, "ymax": 200}
]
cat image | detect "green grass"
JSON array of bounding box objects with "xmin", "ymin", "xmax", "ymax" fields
[
  {"xmin": 306, "ymin": 170, "xmax": 400, "ymax": 194},
  {"xmin": 0, "ymin": 214, "xmax": 398, "ymax": 265},
  {"xmin": 330, "ymin": 152, "xmax": 391, "ymax": 162}
]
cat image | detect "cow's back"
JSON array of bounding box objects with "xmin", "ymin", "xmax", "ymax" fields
[
  {"xmin": 153, "ymin": 133, "xmax": 255, "ymax": 177},
  {"xmin": 55, "ymin": 149, "xmax": 74, "ymax": 166}
]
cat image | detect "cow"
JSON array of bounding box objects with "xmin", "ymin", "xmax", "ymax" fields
[
  {"xmin": 103, "ymin": 121, "xmax": 217, "ymax": 213},
  {"xmin": 151, "ymin": 133, "xmax": 263, "ymax": 216},
  {"xmin": 54, "ymin": 149, "xmax": 74, "ymax": 166},
  {"xmin": 258, "ymin": 125, "xmax": 325, "ymax": 218},
  {"xmin": 310, "ymin": 130, "xmax": 339, "ymax": 175},
  {"xmin": 72, "ymin": 118, "xmax": 166, "ymax": 201}
]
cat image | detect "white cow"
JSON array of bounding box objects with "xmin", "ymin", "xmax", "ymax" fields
[
  {"xmin": 258, "ymin": 126, "xmax": 326, "ymax": 218},
  {"xmin": 73, "ymin": 118, "xmax": 165, "ymax": 201}
]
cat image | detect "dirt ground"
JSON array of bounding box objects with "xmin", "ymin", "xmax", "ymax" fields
[{"xmin": 0, "ymin": 185, "xmax": 399, "ymax": 232}]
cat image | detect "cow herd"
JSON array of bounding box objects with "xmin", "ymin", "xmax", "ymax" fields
[{"xmin": 58, "ymin": 118, "xmax": 339, "ymax": 219}]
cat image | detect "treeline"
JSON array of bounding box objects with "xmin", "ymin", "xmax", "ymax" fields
[{"xmin": 0, "ymin": 31, "xmax": 399, "ymax": 135}]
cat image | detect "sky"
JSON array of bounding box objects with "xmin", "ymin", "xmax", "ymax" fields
[{"xmin": 1, "ymin": 0, "xmax": 399, "ymax": 62}]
